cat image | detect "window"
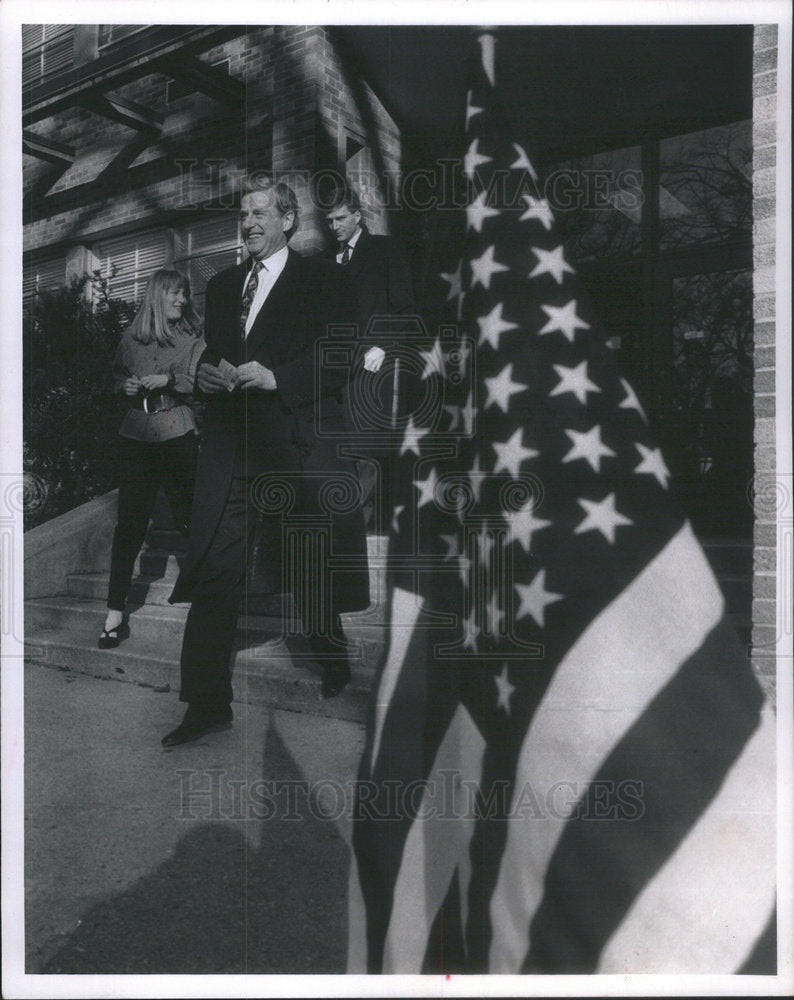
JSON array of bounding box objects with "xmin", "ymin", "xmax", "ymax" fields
[
  {"xmin": 542, "ymin": 122, "xmax": 753, "ymax": 536},
  {"xmin": 659, "ymin": 121, "xmax": 752, "ymax": 249},
  {"xmin": 544, "ymin": 146, "xmax": 643, "ymax": 262},
  {"xmin": 97, "ymin": 25, "xmax": 148, "ymax": 48},
  {"xmin": 94, "ymin": 230, "xmax": 168, "ymax": 305},
  {"xmin": 23, "ymin": 257, "xmax": 65, "ymax": 301},
  {"xmin": 22, "ymin": 25, "xmax": 74, "ymax": 87},
  {"xmin": 173, "ymin": 216, "xmax": 242, "ymax": 310}
]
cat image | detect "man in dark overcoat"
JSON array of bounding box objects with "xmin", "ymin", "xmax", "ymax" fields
[
  {"xmin": 325, "ymin": 186, "xmax": 415, "ymax": 532},
  {"xmin": 163, "ymin": 175, "xmax": 370, "ymax": 747}
]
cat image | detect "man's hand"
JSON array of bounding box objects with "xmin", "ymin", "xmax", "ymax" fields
[
  {"xmin": 140, "ymin": 373, "xmax": 170, "ymax": 391},
  {"xmin": 196, "ymin": 362, "xmax": 232, "ymax": 394},
  {"xmin": 123, "ymin": 376, "xmax": 142, "ymax": 396},
  {"xmin": 363, "ymin": 346, "xmax": 386, "ymax": 372},
  {"xmin": 236, "ymin": 361, "xmax": 277, "ymax": 391}
]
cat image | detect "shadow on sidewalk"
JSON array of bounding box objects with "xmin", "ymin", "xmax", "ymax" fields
[{"xmin": 35, "ymin": 722, "xmax": 350, "ymax": 975}]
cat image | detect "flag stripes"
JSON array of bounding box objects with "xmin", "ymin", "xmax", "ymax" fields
[{"xmin": 348, "ymin": 27, "xmax": 776, "ymax": 976}]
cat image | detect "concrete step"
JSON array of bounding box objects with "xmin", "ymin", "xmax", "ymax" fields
[
  {"xmin": 24, "ymin": 629, "xmax": 373, "ymax": 723},
  {"xmin": 68, "ymin": 572, "xmax": 188, "ymax": 607},
  {"xmin": 73, "ymin": 533, "xmax": 392, "ymax": 621},
  {"xmin": 137, "ymin": 547, "xmax": 185, "ymax": 580},
  {"xmin": 68, "ymin": 571, "xmax": 303, "ymax": 618},
  {"xmin": 24, "ymin": 604, "xmax": 382, "ymax": 724},
  {"xmin": 26, "ymin": 596, "xmax": 388, "ymax": 670}
]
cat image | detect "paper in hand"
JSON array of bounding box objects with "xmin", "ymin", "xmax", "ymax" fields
[{"xmin": 217, "ymin": 358, "xmax": 238, "ymax": 391}]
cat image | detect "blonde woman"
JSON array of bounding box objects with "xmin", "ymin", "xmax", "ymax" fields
[{"xmin": 99, "ymin": 269, "xmax": 204, "ymax": 649}]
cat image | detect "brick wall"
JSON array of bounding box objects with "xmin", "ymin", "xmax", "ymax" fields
[
  {"xmin": 24, "ymin": 26, "xmax": 401, "ymax": 263},
  {"xmin": 270, "ymin": 26, "xmax": 402, "ymax": 251},
  {"xmin": 750, "ymin": 23, "xmax": 779, "ymax": 698}
]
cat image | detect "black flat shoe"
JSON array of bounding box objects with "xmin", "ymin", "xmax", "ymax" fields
[
  {"xmin": 161, "ymin": 715, "xmax": 233, "ymax": 748},
  {"xmin": 321, "ymin": 662, "xmax": 351, "ymax": 699},
  {"xmin": 98, "ymin": 620, "xmax": 130, "ymax": 649}
]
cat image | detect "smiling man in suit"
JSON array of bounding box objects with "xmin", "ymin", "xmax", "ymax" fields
[
  {"xmin": 325, "ymin": 186, "xmax": 415, "ymax": 532},
  {"xmin": 163, "ymin": 174, "xmax": 370, "ymax": 747}
]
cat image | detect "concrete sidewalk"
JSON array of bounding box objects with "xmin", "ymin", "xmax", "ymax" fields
[{"xmin": 23, "ymin": 661, "xmax": 367, "ymax": 975}]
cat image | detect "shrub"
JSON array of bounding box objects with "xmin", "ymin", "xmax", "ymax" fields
[{"xmin": 23, "ymin": 274, "xmax": 137, "ymax": 528}]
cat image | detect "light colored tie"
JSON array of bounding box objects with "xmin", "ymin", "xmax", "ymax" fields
[{"xmin": 240, "ymin": 260, "xmax": 264, "ymax": 337}]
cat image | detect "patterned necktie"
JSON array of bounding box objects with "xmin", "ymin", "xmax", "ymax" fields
[
  {"xmin": 240, "ymin": 259, "xmax": 264, "ymax": 337},
  {"xmin": 341, "ymin": 243, "xmax": 351, "ymax": 266}
]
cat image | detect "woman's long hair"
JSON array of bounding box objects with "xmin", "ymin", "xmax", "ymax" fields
[{"xmin": 127, "ymin": 269, "xmax": 201, "ymax": 346}]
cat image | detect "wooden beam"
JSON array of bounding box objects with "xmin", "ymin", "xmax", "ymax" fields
[
  {"xmin": 78, "ymin": 92, "xmax": 163, "ymax": 134},
  {"xmin": 23, "ymin": 25, "xmax": 241, "ymax": 126},
  {"xmin": 156, "ymin": 55, "xmax": 247, "ymax": 106},
  {"xmin": 22, "ymin": 130, "xmax": 75, "ymax": 167}
]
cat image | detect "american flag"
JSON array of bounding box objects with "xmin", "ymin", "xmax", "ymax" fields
[{"xmin": 348, "ymin": 30, "xmax": 776, "ymax": 975}]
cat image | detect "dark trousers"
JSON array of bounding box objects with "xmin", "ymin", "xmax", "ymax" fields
[
  {"xmin": 346, "ymin": 359, "xmax": 400, "ymax": 532},
  {"xmin": 106, "ymin": 433, "xmax": 197, "ymax": 612},
  {"xmin": 178, "ymin": 474, "xmax": 349, "ymax": 714}
]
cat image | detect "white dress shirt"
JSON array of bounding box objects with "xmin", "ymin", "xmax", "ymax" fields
[
  {"xmin": 335, "ymin": 225, "xmax": 363, "ymax": 265},
  {"xmin": 242, "ymin": 244, "xmax": 289, "ymax": 337}
]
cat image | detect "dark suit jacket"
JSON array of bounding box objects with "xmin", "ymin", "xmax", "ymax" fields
[
  {"xmin": 330, "ymin": 228, "xmax": 420, "ymax": 437},
  {"xmin": 170, "ymin": 248, "xmax": 369, "ymax": 612},
  {"xmin": 335, "ymin": 228, "xmax": 415, "ymax": 339}
]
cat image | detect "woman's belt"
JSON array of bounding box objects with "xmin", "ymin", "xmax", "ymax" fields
[{"xmin": 129, "ymin": 392, "xmax": 180, "ymax": 414}]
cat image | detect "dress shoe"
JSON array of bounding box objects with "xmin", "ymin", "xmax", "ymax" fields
[
  {"xmin": 161, "ymin": 708, "xmax": 233, "ymax": 748},
  {"xmin": 98, "ymin": 620, "xmax": 130, "ymax": 649},
  {"xmin": 321, "ymin": 662, "xmax": 351, "ymax": 699}
]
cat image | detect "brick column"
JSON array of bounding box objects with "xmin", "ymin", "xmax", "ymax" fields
[
  {"xmin": 270, "ymin": 26, "xmax": 402, "ymax": 252},
  {"xmin": 750, "ymin": 23, "xmax": 779, "ymax": 699}
]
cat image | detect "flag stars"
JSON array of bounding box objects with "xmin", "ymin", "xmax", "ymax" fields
[
  {"xmin": 400, "ymin": 416, "xmax": 430, "ymax": 456},
  {"xmin": 419, "ymin": 338, "xmax": 445, "ymax": 380},
  {"xmin": 550, "ymin": 361, "xmax": 601, "ymax": 405},
  {"xmin": 477, "ymin": 302, "xmax": 519, "ymax": 350},
  {"xmin": 461, "ymin": 391, "xmax": 477, "ymax": 435},
  {"xmin": 484, "ymin": 363, "xmax": 527, "ymax": 413},
  {"xmin": 443, "ymin": 403, "xmax": 461, "ymax": 431},
  {"xmin": 485, "ymin": 592, "xmax": 505, "ymax": 636},
  {"xmin": 467, "ymin": 453, "xmax": 485, "ymax": 505},
  {"xmin": 467, "ymin": 190, "xmax": 501, "ymax": 233},
  {"xmin": 477, "ymin": 32, "xmax": 496, "ymax": 86},
  {"xmin": 504, "ymin": 501, "xmax": 552, "ymax": 553},
  {"xmin": 510, "ymin": 143, "xmax": 538, "ymax": 181},
  {"xmin": 464, "ymin": 137, "xmax": 492, "ymax": 181},
  {"xmin": 515, "ymin": 570, "xmax": 563, "ymax": 628},
  {"xmin": 440, "ymin": 259, "xmax": 465, "ymax": 320},
  {"xmin": 619, "ymin": 378, "xmax": 647, "ymax": 423},
  {"xmin": 494, "ymin": 664, "xmax": 516, "ymax": 714},
  {"xmin": 414, "ymin": 467, "xmax": 439, "ymax": 508},
  {"xmin": 462, "ymin": 609, "xmax": 480, "ymax": 652},
  {"xmin": 470, "ymin": 246, "xmax": 509, "ymax": 291},
  {"xmin": 519, "ymin": 194, "xmax": 554, "ymax": 230},
  {"xmin": 562, "ymin": 425, "xmax": 616, "ymax": 473},
  {"xmin": 634, "ymin": 443, "xmax": 671, "ymax": 489},
  {"xmin": 539, "ymin": 300, "xmax": 590, "ymax": 343},
  {"xmin": 492, "ymin": 428, "xmax": 539, "ymax": 477},
  {"xmin": 474, "ymin": 528, "xmax": 494, "ymax": 563},
  {"xmin": 465, "ymin": 89, "xmax": 483, "ymax": 130},
  {"xmin": 440, "ymin": 533, "xmax": 460, "ymax": 559},
  {"xmin": 529, "ymin": 245, "xmax": 575, "ymax": 285},
  {"xmin": 575, "ymin": 494, "xmax": 633, "ymax": 543}
]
